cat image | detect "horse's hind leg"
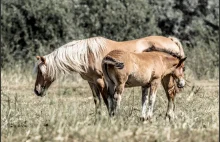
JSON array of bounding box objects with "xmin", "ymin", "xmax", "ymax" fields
[
  {"xmin": 88, "ymin": 82, "xmax": 102, "ymax": 115},
  {"xmin": 161, "ymin": 74, "xmax": 177, "ymax": 121}
]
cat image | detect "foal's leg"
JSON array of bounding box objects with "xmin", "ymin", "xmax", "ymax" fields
[
  {"xmin": 141, "ymin": 86, "xmax": 149, "ymax": 120},
  {"xmin": 110, "ymin": 83, "xmax": 125, "ymax": 116},
  {"xmin": 114, "ymin": 83, "xmax": 125, "ymax": 109},
  {"xmin": 161, "ymin": 74, "xmax": 177, "ymax": 121},
  {"xmin": 105, "ymin": 80, "xmax": 116, "ymax": 116},
  {"xmin": 146, "ymin": 82, "xmax": 158, "ymax": 120},
  {"xmin": 88, "ymin": 82, "xmax": 102, "ymax": 115}
]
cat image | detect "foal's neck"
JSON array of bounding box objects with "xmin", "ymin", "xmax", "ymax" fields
[{"xmin": 162, "ymin": 55, "xmax": 179, "ymax": 75}]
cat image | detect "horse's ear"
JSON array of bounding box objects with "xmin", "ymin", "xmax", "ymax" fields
[
  {"xmin": 36, "ymin": 56, "xmax": 46, "ymax": 64},
  {"xmin": 36, "ymin": 56, "xmax": 41, "ymax": 60},
  {"xmin": 41, "ymin": 56, "xmax": 46, "ymax": 63}
]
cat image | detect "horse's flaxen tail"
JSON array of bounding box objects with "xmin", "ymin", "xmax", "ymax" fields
[
  {"xmin": 168, "ymin": 36, "xmax": 182, "ymax": 50},
  {"xmin": 168, "ymin": 36, "xmax": 185, "ymax": 57}
]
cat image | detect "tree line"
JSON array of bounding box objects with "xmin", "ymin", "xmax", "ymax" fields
[{"xmin": 1, "ymin": 0, "xmax": 219, "ymax": 79}]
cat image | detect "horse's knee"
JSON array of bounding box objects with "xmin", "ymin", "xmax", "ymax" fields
[
  {"xmin": 96, "ymin": 78, "xmax": 105, "ymax": 92},
  {"xmin": 96, "ymin": 78, "xmax": 108, "ymax": 100}
]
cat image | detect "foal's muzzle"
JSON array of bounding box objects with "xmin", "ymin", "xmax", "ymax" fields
[{"xmin": 177, "ymin": 78, "xmax": 185, "ymax": 88}]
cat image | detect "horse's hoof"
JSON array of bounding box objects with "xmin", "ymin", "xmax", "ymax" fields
[{"xmin": 165, "ymin": 112, "xmax": 176, "ymax": 122}]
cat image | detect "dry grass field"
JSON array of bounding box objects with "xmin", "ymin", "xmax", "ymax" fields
[{"xmin": 1, "ymin": 68, "xmax": 219, "ymax": 142}]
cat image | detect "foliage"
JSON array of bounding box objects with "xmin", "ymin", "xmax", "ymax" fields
[{"xmin": 1, "ymin": 0, "xmax": 219, "ymax": 79}]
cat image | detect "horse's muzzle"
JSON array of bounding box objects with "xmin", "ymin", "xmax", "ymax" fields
[
  {"xmin": 34, "ymin": 85, "xmax": 46, "ymax": 97},
  {"xmin": 34, "ymin": 89, "xmax": 43, "ymax": 97}
]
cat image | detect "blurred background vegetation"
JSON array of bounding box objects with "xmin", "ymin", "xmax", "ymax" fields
[{"xmin": 1, "ymin": 0, "xmax": 219, "ymax": 79}]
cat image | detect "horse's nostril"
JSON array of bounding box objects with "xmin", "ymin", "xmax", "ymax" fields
[
  {"xmin": 34, "ymin": 89, "xmax": 38, "ymax": 94},
  {"xmin": 34, "ymin": 89, "xmax": 41, "ymax": 96}
]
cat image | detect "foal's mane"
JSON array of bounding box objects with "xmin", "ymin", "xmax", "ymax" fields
[
  {"xmin": 144, "ymin": 47, "xmax": 183, "ymax": 60},
  {"xmin": 39, "ymin": 37, "xmax": 107, "ymax": 79}
]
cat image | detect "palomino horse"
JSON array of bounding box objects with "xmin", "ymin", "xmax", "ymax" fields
[
  {"xmin": 102, "ymin": 48, "xmax": 187, "ymax": 120},
  {"xmin": 34, "ymin": 36, "xmax": 185, "ymax": 119}
]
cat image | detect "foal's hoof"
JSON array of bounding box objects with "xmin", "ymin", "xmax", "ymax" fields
[
  {"xmin": 139, "ymin": 117, "xmax": 146, "ymax": 122},
  {"xmin": 146, "ymin": 116, "xmax": 153, "ymax": 123},
  {"xmin": 139, "ymin": 117, "xmax": 152, "ymax": 123}
]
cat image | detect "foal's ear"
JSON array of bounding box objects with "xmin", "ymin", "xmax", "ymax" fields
[
  {"xmin": 36, "ymin": 56, "xmax": 46, "ymax": 64},
  {"xmin": 177, "ymin": 57, "xmax": 187, "ymax": 68},
  {"xmin": 180, "ymin": 57, "xmax": 187, "ymax": 63}
]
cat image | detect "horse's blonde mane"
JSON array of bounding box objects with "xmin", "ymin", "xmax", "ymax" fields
[
  {"xmin": 168, "ymin": 36, "xmax": 185, "ymax": 57},
  {"xmin": 42, "ymin": 37, "xmax": 107, "ymax": 79}
]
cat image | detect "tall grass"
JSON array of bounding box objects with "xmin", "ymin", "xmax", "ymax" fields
[{"xmin": 1, "ymin": 68, "xmax": 219, "ymax": 142}]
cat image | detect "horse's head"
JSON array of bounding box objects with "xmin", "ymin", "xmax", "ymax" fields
[
  {"xmin": 172, "ymin": 57, "xmax": 187, "ymax": 88},
  {"xmin": 34, "ymin": 56, "xmax": 54, "ymax": 97}
]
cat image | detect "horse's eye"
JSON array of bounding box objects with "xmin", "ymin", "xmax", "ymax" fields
[{"xmin": 183, "ymin": 67, "xmax": 185, "ymax": 72}]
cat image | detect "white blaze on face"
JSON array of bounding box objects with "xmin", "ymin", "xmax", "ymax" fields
[
  {"xmin": 39, "ymin": 64, "xmax": 47, "ymax": 75},
  {"xmin": 36, "ymin": 84, "xmax": 41, "ymax": 93}
]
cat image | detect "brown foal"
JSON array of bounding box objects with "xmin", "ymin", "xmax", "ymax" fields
[{"xmin": 102, "ymin": 48, "xmax": 186, "ymax": 120}]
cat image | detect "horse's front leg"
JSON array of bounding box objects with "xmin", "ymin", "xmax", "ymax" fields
[
  {"xmin": 146, "ymin": 81, "xmax": 158, "ymax": 120},
  {"xmin": 88, "ymin": 82, "xmax": 102, "ymax": 115},
  {"xmin": 101, "ymin": 84, "xmax": 109, "ymax": 110},
  {"xmin": 140, "ymin": 86, "xmax": 149, "ymax": 120},
  {"xmin": 161, "ymin": 74, "xmax": 177, "ymax": 121}
]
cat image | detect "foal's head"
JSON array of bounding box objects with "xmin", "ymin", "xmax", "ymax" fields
[
  {"xmin": 34, "ymin": 56, "xmax": 54, "ymax": 97},
  {"xmin": 172, "ymin": 57, "xmax": 187, "ymax": 88},
  {"xmin": 145, "ymin": 47, "xmax": 187, "ymax": 88}
]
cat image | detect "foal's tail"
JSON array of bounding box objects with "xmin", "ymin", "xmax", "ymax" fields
[
  {"xmin": 102, "ymin": 56, "xmax": 124, "ymax": 69},
  {"xmin": 102, "ymin": 56, "xmax": 123, "ymax": 114},
  {"xmin": 102, "ymin": 55, "xmax": 124, "ymax": 90}
]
